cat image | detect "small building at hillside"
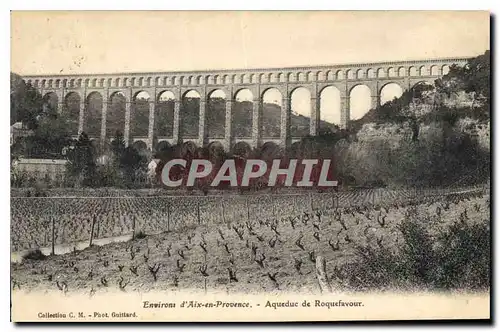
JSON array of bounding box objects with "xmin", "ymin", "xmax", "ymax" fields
[
  {"xmin": 12, "ymin": 158, "xmax": 67, "ymax": 181},
  {"xmin": 10, "ymin": 122, "xmax": 33, "ymax": 146}
]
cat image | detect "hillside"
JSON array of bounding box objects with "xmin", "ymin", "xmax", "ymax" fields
[{"xmin": 350, "ymin": 51, "xmax": 490, "ymax": 152}]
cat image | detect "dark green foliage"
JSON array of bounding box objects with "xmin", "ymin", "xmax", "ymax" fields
[
  {"xmin": 94, "ymin": 130, "xmax": 148, "ymax": 188},
  {"xmin": 337, "ymin": 213, "xmax": 490, "ymax": 292},
  {"xmin": 11, "ymin": 72, "xmax": 74, "ymax": 159},
  {"xmin": 11, "ymin": 73, "xmax": 45, "ymax": 129},
  {"xmin": 22, "ymin": 249, "xmax": 47, "ymax": 261},
  {"xmin": 134, "ymin": 230, "xmax": 147, "ymax": 240},
  {"xmin": 65, "ymin": 132, "xmax": 98, "ymax": 187}
]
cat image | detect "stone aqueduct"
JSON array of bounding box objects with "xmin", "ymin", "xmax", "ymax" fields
[{"xmin": 23, "ymin": 57, "xmax": 468, "ymax": 152}]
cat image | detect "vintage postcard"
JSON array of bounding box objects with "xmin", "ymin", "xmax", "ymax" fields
[{"xmin": 10, "ymin": 10, "xmax": 491, "ymax": 322}]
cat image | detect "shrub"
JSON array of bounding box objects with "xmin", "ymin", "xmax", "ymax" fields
[
  {"xmin": 336, "ymin": 212, "xmax": 490, "ymax": 292},
  {"xmin": 134, "ymin": 230, "xmax": 147, "ymax": 240},
  {"xmin": 22, "ymin": 249, "xmax": 47, "ymax": 261}
]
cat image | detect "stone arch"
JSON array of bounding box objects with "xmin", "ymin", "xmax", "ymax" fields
[
  {"xmin": 261, "ymin": 88, "xmax": 282, "ymax": 139},
  {"xmin": 232, "ymin": 74, "xmax": 240, "ymax": 84},
  {"xmin": 242, "ymin": 74, "xmax": 250, "ymax": 84},
  {"xmin": 336, "ymin": 70, "xmax": 345, "ymax": 80},
  {"xmin": 356, "ymin": 69, "xmax": 364, "ymax": 79},
  {"xmin": 430, "ymin": 65, "xmax": 439, "ymax": 76},
  {"xmin": 387, "ymin": 67, "xmax": 396, "ymax": 77},
  {"xmin": 43, "ymin": 92, "xmax": 58, "ymax": 112},
  {"xmin": 288, "ymin": 72, "xmax": 297, "ymax": 82},
  {"xmin": 155, "ymin": 90, "xmax": 176, "ymax": 138},
  {"xmin": 233, "ymin": 89, "xmax": 254, "ymax": 138},
  {"xmin": 326, "ymin": 70, "xmax": 334, "ymax": 81},
  {"xmin": 269, "ymin": 73, "xmax": 278, "ymax": 83},
  {"xmin": 307, "ymin": 72, "xmax": 315, "ymax": 81},
  {"xmin": 317, "ymin": 71, "xmax": 325, "ymax": 81},
  {"xmin": 48, "ymin": 79, "xmax": 54, "ymax": 88},
  {"xmin": 298, "ymin": 72, "xmax": 307, "ymax": 82},
  {"xmin": 260, "ymin": 73, "xmax": 268, "ymax": 84},
  {"xmin": 223, "ymin": 75, "xmax": 231, "ymax": 84},
  {"xmin": 366, "ymin": 68, "xmax": 375, "ymax": 78},
  {"xmin": 290, "ymin": 87, "xmax": 311, "ymax": 138},
  {"xmin": 64, "ymin": 92, "xmax": 81, "ymax": 135},
  {"xmin": 122, "ymin": 78, "xmax": 129, "ymax": 87},
  {"xmin": 377, "ymin": 68, "xmax": 386, "ymax": 78},
  {"xmin": 250, "ymin": 74, "xmax": 257, "ymax": 84},
  {"xmin": 398, "ymin": 67, "xmax": 406, "ymax": 77},
  {"xmin": 411, "ymin": 81, "xmax": 435, "ymax": 100},
  {"xmin": 379, "ymin": 82, "xmax": 403, "ymax": 105},
  {"xmin": 85, "ymin": 91, "xmax": 103, "ymax": 137},
  {"xmin": 319, "ymin": 85, "xmax": 341, "ymax": 128},
  {"xmin": 349, "ymin": 84, "xmax": 371, "ymax": 120},
  {"xmin": 419, "ymin": 65, "xmax": 427, "ymax": 76},
  {"xmin": 55, "ymin": 79, "xmax": 61, "ymax": 88},
  {"xmin": 107, "ymin": 91, "xmax": 127, "ymax": 138},
  {"xmin": 207, "ymin": 89, "xmax": 227, "ymax": 139},
  {"xmin": 133, "ymin": 90, "xmax": 151, "ymax": 101},
  {"xmin": 278, "ymin": 73, "xmax": 286, "ymax": 83},
  {"xmin": 181, "ymin": 90, "xmax": 201, "ymax": 138},
  {"xmin": 409, "ymin": 66, "xmax": 418, "ymax": 76},
  {"xmin": 442, "ymin": 64, "xmax": 450, "ymax": 75},
  {"xmin": 412, "ymin": 80, "xmax": 435, "ymax": 92}
]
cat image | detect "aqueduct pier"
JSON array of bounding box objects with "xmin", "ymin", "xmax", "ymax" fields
[{"xmin": 22, "ymin": 57, "xmax": 468, "ymax": 152}]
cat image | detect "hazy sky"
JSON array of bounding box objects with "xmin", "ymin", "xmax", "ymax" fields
[
  {"xmin": 10, "ymin": 11, "xmax": 490, "ymax": 123},
  {"xmin": 11, "ymin": 11, "xmax": 489, "ymax": 75}
]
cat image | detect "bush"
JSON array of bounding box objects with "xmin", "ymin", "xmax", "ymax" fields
[
  {"xmin": 336, "ymin": 212, "xmax": 490, "ymax": 292},
  {"xmin": 22, "ymin": 249, "xmax": 47, "ymax": 261},
  {"xmin": 134, "ymin": 230, "xmax": 147, "ymax": 240}
]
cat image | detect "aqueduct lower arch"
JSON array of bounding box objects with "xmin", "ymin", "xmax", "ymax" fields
[{"xmin": 24, "ymin": 57, "xmax": 467, "ymax": 151}]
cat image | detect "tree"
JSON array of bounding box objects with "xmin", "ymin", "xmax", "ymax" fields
[
  {"xmin": 106, "ymin": 130, "xmax": 148, "ymax": 187},
  {"xmin": 11, "ymin": 73, "xmax": 45, "ymax": 129},
  {"xmin": 119, "ymin": 146, "xmax": 148, "ymax": 186},
  {"xmin": 65, "ymin": 132, "xmax": 97, "ymax": 187},
  {"xmin": 435, "ymin": 51, "xmax": 490, "ymax": 109},
  {"xmin": 463, "ymin": 50, "xmax": 490, "ymax": 103},
  {"xmin": 11, "ymin": 72, "xmax": 74, "ymax": 159}
]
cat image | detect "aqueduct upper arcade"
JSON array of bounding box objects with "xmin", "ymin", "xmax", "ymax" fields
[{"xmin": 23, "ymin": 57, "xmax": 468, "ymax": 151}]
